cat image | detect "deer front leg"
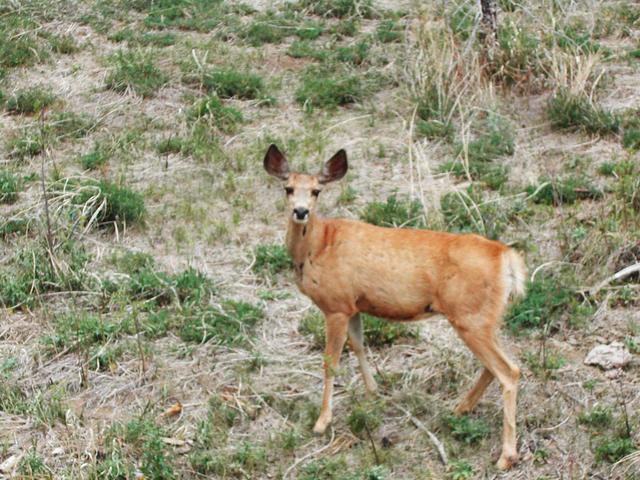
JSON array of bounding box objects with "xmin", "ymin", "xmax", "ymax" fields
[{"xmin": 313, "ymin": 313, "xmax": 349, "ymax": 434}]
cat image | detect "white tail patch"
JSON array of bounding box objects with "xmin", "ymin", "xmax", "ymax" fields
[{"xmin": 502, "ymin": 249, "xmax": 527, "ymax": 303}]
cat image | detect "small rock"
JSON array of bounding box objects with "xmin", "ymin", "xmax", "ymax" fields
[
  {"xmin": 0, "ymin": 455, "xmax": 19, "ymax": 473},
  {"xmin": 584, "ymin": 342, "xmax": 632, "ymax": 370},
  {"xmin": 51, "ymin": 447, "xmax": 65, "ymax": 457},
  {"xmin": 605, "ymin": 368, "xmax": 623, "ymax": 379}
]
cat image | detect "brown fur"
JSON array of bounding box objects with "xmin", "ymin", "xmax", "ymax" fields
[{"xmin": 264, "ymin": 145, "xmax": 526, "ymax": 470}]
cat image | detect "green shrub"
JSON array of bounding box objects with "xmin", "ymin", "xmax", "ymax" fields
[
  {"xmin": 448, "ymin": 460, "xmax": 474, "ymax": 480},
  {"xmin": 444, "ymin": 414, "xmax": 490, "ymax": 444},
  {"xmin": 525, "ymin": 175, "xmax": 603, "ymax": 205},
  {"xmin": 17, "ymin": 448, "xmax": 49, "ymax": 477},
  {"xmin": 595, "ymin": 436, "xmax": 636, "ymax": 463},
  {"xmin": 188, "ymin": 95, "xmax": 242, "ymax": 132},
  {"xmin": 360, "ymin": 195, "xmax": 425, "ymax": 228},
  {"xmin": 547, "ymin": 90, "xmax": 620, "ymax": 135},
  {"xmin": 5, "ymin": 87, "xmax": 56, "ymax": 114},
  {"xmin": 0, "ymin": 170, "xmax": 19, "ymax": 203},
  {"xmin": 105, "ymin": 49, "xmax": 169, "ymax": 98},
  {"xmin": 253, "ymin": 244, "xmax": 292, "ymax": 277}
]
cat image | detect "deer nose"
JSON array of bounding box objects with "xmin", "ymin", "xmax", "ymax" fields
[{"xmin": 293, "ymin": 207, "xmax": 309, "ymax": 220}]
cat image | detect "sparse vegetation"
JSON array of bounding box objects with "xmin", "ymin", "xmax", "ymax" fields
[
  {"xmin": 5, "ymin": 87, "xmax": 56, "ymax": 114},
  {"xmin": 105, "ymin": 49, "xmax": 169, "ymax": 97},
  {"xmin": 2, "ymin": 0, "xmax": 640, "ymax": 478},
  {"xmin": 547, "ymin": 90, "xmax": 621, "ymax": 135}
]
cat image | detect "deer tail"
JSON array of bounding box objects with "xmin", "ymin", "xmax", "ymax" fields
[{"xmin": 503, "ymin": 248, "xmax": 527, "ymax": 301}]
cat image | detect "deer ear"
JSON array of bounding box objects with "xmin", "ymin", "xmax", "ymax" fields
[
  {"xmin": 263, "ymin": 144, "xmax": 289, "ymax": 180},
  {"xmin": 319, "ymin": 149, "xmax": 348, "ymax": 184}
]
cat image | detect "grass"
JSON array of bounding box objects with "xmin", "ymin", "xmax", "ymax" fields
[
  {"xmin": 79, "ymin": 144, "xmax": 110, "ymax": 170},
  {"xmin": 252, "ymin": 244, "xmax": 292, "ymax": 278},
  {"xmin": 299, "ymin": 310, "xmax": 417, "ymax": 349},
  {"xmin": 440, "ymin": 186, "xmax": 518, "ymax": 239},
  {"xmin": 547, "ymin": 90, "xmax": 620, "ymax": 135},
  {"xmin": 202, "ymin": 68, "xmax": 268, "ymax": 101},
  {"xmin": 105, "ymin": 49, "xmax": 169, "ymax": 98},
  {"xmin": 360, "ymin": 195, "xmax": 425, "ymax": 228},
  {"xmin": 525, "ymin": 175, "xmax": 603, "ymax": 205},
  {"xmin": 346, "ymin": 400, "xmax": 383, "ymax": 437},
  {"xmin": 444, "ymin": 414, "xmax": 490, "ymax": 444},
  {"xmin": 73, "ymin": 179, "xmax": 146, "ymax": 227},
  {"xmin": 0, "ymin": 170, "xmax": 19, "ymax": 203},
  {"xmin": 295, "ymin": 64, "xmax": 373, "ymax": 110},
  {"xmin": 595, "ymin": 436, "xmax": 636, "ymax": 463},
  {"xmin": 297, "ymin": 0, "xmax": 374, "ymax": 18},
  {"xmin": 187, "ymin": 94, "xmax": 243, "ymax": 133},
  {"xmin": 579, "ymin": 405, "xmax": 612, "ymax": 428},
  {"xmin": 505, "ymin": 274, "xmax": 576, "ymax": 333},
  {"xmin": 5, "ymin": 87, "xmax": 56, "ymax": 114}
]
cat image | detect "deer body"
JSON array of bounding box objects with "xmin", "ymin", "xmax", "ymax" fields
[
  {"xmin": 288, "ymin": 215, "xmax": 520, "ymax": 323},
  {"xmin": 264, "ymin": 146, "xmax": 526, "ymax": 470}
]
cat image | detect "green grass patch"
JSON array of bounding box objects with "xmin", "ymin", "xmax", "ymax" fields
[
  {"xmin": 547, "ymin": 90, "xmax": 620, "ymax": 135},
  {"xmin": 71, "ymin": 179, "xmax": 146, "ymax": 228},
  {"xmin": 48, "ymin": 33, "xmax": 80, "ymax": 54},
  {"xmin": 252, "ymin": 244, "xmax": 292, "ymax": 278},
  {"xmin": 297, "ymin": 0, "xmax": 374, "ymax": 18},
  {"xmin": 5, "ymin": 87, "xmax": 56, "ymax": 114},
  {"xmin": 136, "ymin": 0, "xmax": 248, "ymax": 32},
  {"xmin": 376, "ymin": 19, "xmax": 403, "ymax": 43},
  {"xmin": 595, "ymin": 436, "xmax": 636, "ymax": 463},
  {"xmin": 0, "ymin": 240, "xmax": 89, "ymax": 309},
  {"xmin": 187, "ymin": 94, "xmax": 243, "ymax": 133},
  {"xmin": 440, "ymin": 186, "xmax": 519, "ymax": 239},
  {"xmin": 203, "ymin": 68, "xmax": 268, "ymax": 101},
  {"xmin": 444, "ymin": 414, "xmax": 490, "ymax": 444},
  {"xmin": 346, "ymin": 400, "xmax": 383, "ymax": 437},
  {"xmin": 505, "ymin": 274, "xmax": 593, "ymax": 334},
  {"xmin": 363, "ymin": 314, "xmax": 418, "ymax": 347},
  {"xmin": 0, "ymin": 170, "xmax": 19, "ymax": 203},
  {"xmin": 295, "ymin": 64, "xmax": 375, "ymax": 110},
  {"xmin": 109, "ymin": 28, "xmax": 177, "ymax": 47},
  {"xmin": 525, "ymin": 175, "xmax": 603, "ymax": 205},
  {"xmin": 105, "ymin": 49, "xmax": 169, "ymax": 98},
  {"xmin": 79, "ymin": 144, "xmax": 110, "ymax": 170},
  {"xmin": 360, "ymin": 195, "xmax": 425, "ymax": 228},
  {"xmin": 578, "ymin": 405, "xmax": 612, "ymax": 428}
]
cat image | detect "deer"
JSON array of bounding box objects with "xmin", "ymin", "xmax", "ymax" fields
[{"xmin": 263, "ymin": 144, "xmax": 526, "ymax": 470}]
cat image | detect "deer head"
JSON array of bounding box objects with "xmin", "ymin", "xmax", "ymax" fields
[{"xmin": 263, "ymin": 144, "xmax": 348, "ymax": 225}]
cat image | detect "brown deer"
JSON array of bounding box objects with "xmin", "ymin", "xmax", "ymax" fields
[{"xmin": 263, "ymin": 144, "xmax": 526, "ymax": 470}]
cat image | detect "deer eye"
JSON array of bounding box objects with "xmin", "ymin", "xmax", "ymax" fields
[
  {"xmin": 285, "ymin": 187, "xmax": 294, "ymax": 195},
  {"xmin": 312, "ymin": 189, "xmax": 321, "ymax": 197}
]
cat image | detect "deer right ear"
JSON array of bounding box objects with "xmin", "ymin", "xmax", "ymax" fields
[{"xmin": 264, "ymin": 144, "xmax": 290, "ymax": 181}]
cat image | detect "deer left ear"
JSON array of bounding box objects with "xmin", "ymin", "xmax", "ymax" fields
[{"xmin": 319, "ymin": 149, "xmax": 348, "ymax": 184}]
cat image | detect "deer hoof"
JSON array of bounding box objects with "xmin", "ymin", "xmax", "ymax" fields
[
  {"xmin": 496, "ymin": 452, "xmax": 518, "ymax": 470},
  {"xmin": 313, "ymin": 416, "xmax": 331, "ymax": 434}
]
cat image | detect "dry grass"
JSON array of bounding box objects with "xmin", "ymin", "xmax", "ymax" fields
[{"xmin": 1, "ymin": 0, "xmax": 639, "ymax": 478}]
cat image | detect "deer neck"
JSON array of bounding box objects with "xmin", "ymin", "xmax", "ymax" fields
[{"xmin": 286, "ymin": 213, "xmax": 320, "ymax": 265}]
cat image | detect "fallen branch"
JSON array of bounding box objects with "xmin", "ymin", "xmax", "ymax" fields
[
  {"xmin": 589, "ymin": 262, "xmax": 640, "ymax": 295},
  {"xmin": 393, "ymin": 402, "xmax": 448, "ymax": 465}
]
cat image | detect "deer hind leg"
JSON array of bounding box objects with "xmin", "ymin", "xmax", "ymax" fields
[
  {"xmin": 347, "ymin": 314, "xmax": 377, "ymax": 394},
  {"xmin": 454, "ymin": 367, "xmax": 494, "ymax": 415},
  {"xmin": 453, "ymin": 320, "xmax": 520, "ymax": 470},
  {"xmin": 313, "ymin": 313, "xmax": 349, "ymax": 434}
]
